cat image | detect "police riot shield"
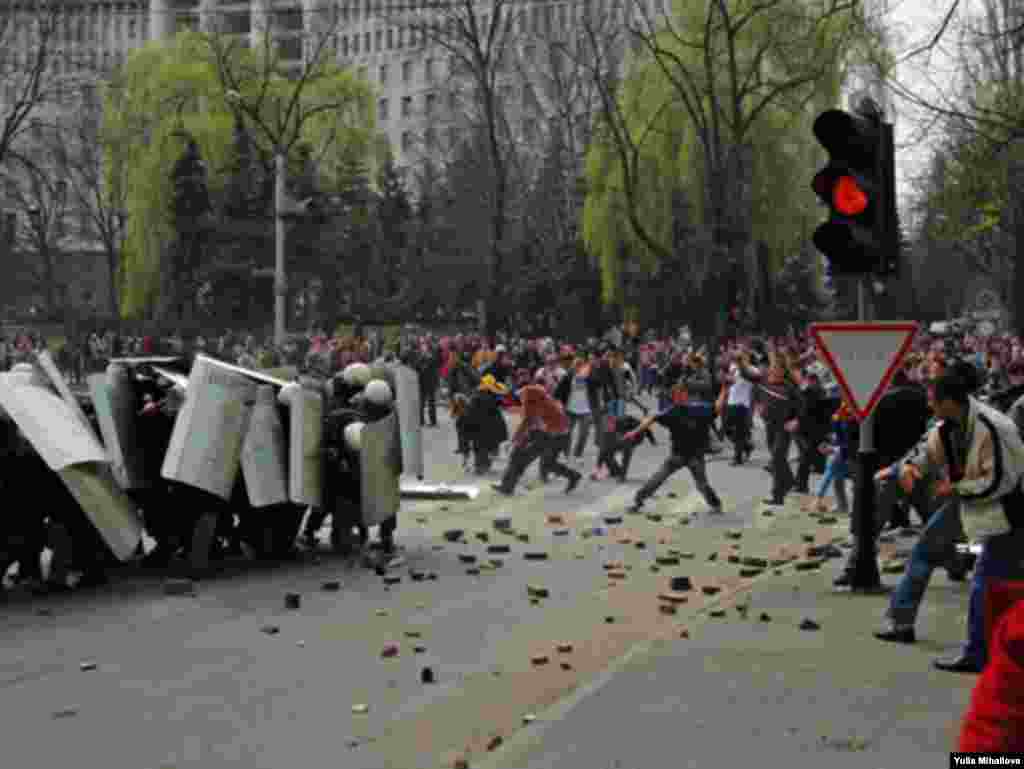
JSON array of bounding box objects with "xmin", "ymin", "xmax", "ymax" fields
[
  {"xmin": 279, "ymin": 384, "xmax": 323, "ymax": 507},
  {"xmin": 360, "ymin": 412, "xmax": 401, "ymax": 526},
  {"xmin": 0, "ymin": 377, "xmax": 142, "ymax": 560},
  {"xmin": 36, "ymin": 350, "xmax": 98, "ymax": 441},
  {"xmin": 88, "ymin": 365, "xmax": 147, "ymax": 490},
  {"xmin": 241, "ymin": 385, "xmax": 289, "ymax": 508},
  {"xmin": 389, "ymin": 364, "xmax": 425, "ymax": 480},
  {"xmin": 161, "ymin": 356, "xmax": 256, "ymax": 501},
  {"xmin": 368, "ymin": 365, "xmax": 404, "ymax": 477}
]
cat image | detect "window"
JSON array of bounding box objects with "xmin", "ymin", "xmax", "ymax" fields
[
  {"xmin": 364, "ymin": 31, "xmax": 371, "ymax": 51},
  {"xmin": 401, "ymin": 96, "xmax": 412, "ymax": 117},
  {"xmin": 425, "ymin": 57, "xmax": 436, "ymax": 82},
  {"xmin": 375, "ymin": 29, "xmax": 383, "ymax": 51},
  {"xmin": 128, "ymin": 18, "xmax": 137, "ymax": 38},
  {"xmin": 409, "ymin": 26, "xmax": 417, "ymax": 47},
  {"xmin": 387, "ymin": 28, "xmax": 394, "ymax": 49},
  {"xmin": 397, "ymin": 27, "xmax": 404, "ymax": 48},
  {"xmin": 402, "ymin": 60, "xmax": 412, "ymax": 82},
  {"xmin": 424, "ymin": 92, "xmax": 436, "ymax": 115},
  {"xmin": 353, "ymin": 34, "xmax": 359, "ymax": 53},
  {"xmin": 379, "ymin": 98, "xmax": 389, "ymax": 121},
  {"xmin": 379, "ymin": 63, "xmax": 388, "ymax": 83},
  {"xmin": 401, "ymin": 131, "xmax": 413, "ymax": 153},
  {"xmin": 342, "ymin": 36, "xmax": 349, "ymax": 56}
]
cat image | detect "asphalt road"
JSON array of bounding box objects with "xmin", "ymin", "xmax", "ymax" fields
[{"xmin": 0, "ymin": 403, "xmax": 969, "ymax": 769}]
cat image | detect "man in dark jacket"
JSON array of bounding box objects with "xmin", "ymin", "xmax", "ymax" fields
[
  {"xmin": 793, "ymin": 371, "xmax": 834, "ymax": 494},
  {"xmin": 415, "ymin": 345, "xmax": 441, "ymax": 427},
  {"xmin": 743, "ymin": 359, "xmax": 802, "ymax": 506}
]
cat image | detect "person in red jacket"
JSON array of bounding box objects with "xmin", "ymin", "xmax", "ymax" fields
[{"xmin": 958, "ymin": 598, "xmax": 1024, "ymax": 752}]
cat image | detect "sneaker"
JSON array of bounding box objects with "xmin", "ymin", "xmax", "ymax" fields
[
  {"xmin": 761, "ymin": 498, "xmax": 785, "ymax": 506},
  {"xmin": 873, "ymin": 624, "xmax": 916, "ymax": 644},
  {"xmin": 565, "ymin": 472, "xmax": 582, "ymax": 494}
]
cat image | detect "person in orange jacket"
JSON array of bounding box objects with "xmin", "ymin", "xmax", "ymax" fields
[{"xmin": 958, "ymin": 597, "xmax": 1024, "ymax": 752}]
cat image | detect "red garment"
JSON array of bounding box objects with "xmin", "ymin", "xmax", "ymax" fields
[
  {"xmin": 959, "ymin": 599, "xmax": 1024, "ymax": 752},
  {"xmin": 142, "ymin": 336, "xmax": 154, "ymax": 354},
  {"xmin": 518, "ymin": 384, "xmax": 569, "ymax": 434}
]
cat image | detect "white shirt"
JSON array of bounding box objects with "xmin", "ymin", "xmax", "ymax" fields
[{"xmin": 727, "ymin": 364, "xmax": 754, "ymax": 407}]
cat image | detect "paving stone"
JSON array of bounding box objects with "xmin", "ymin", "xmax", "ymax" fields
[
  {"xmin": 261, "ymin": 625, "xmax": 281, "ymax": 635},
  {"xmin": 553, "ymin": 529, "xmax": 570, "ymax": 537},
  {"xmin": 321, "ymin": 581, "xmax": 342, "ymax": 592},
  {"xmin": 557, "ymin": 643, "xmax": 574, "ymax": 653},
  {"xmin": 560, "ymin": 662, "xmax": 573, "ymax": 671},
  {"xmin": 740, "ymin": 567, "xmax": 764, "ymax": 578},
  {"xmin": 458, "ymin": 554, "xmax": 478, "ymax": 564},
  {"xmin": 443, "ymin": 529, "xmax": 465, "ymax": 542},
  {"xmin": 761, "ymin": 510, "xmax": 774, "ymax": 517},
  {"xmin": 604, "ymin": 515, "xmax": 624, "ymax": 525},
  {"xmin": 678, "ymin": 629, "xmax": 690, "ymax": 639},
  {"xmin": 487, "ymin": 544, "xmax": 511, "ymax": 554},
  {"xmin": 531, "ymin": 655, "xmax": 550, "ymax": 666},
  {"xmin": 487, "ymin": 735, "xmax": 504, "ymax": 751},
  {"xmin": 726, "ymin": 530, "xmax": 743, "ymax": 540},
  {"xmin": 657, "ymin": 555, "xmax": 681, "ymax": 566},
  {"xmin": 352, "ymin": 704, "xmax": 369, "ymax": 714},
  {"xmin": 646, "ymin": 513, "xmax": 664, "ymax": 522},
  {"xmin": 493, "ymin": 517, "xmax": 513, "ymax": 531},
  {"xmin": 659, "ymin": 592, "xmax": 689, "ymax": 604},
  {"xmin": 670, "ymin": 576, "xmax": 693, "ymax": 591},
  {"xmin": 79, "ymin": 661, "xmax": 97, "ymax": 672},
  {"xmin": 52, "ymin": 706, "xmax": 79, "ymax": 719},
  {"xmin": 659, "ymin": 603, "xmax": 678, "ymax": 615},
  {"xmin": 819, "ymin": 516, "xmax": 839, "ymax": 525},
  {"xmin": 603, "ymin": 561, "xmax": 625, "ymax": 570},
  {"xmin": 409, "ymin": 571, "xmax": 426, "ymax": 582},
  {"xmin": 524, "ymin": 551, "xmax": 549, "ymax": 561},
  {"xmin": 794, "ymin": 559, "xmax": 823, "ymax": 572},
  {"xmin": 375, "ymin": 609, "xmax": 390, "ymax": 617},
  {"xmin": 405, "ymin": 630, "xmax": 423, "ymax": 638},
  {"xmin": 465, "ymin": 567, "xmax": 481, "ymax": 576},
  {"xmin": 527, "ymin": 584, "xmax": 550, "ymax": 598},
  {"xmin": 522, "ymin": 714, "xmax": 537, "ymax": 724},
  {"xmin": 801, "ymin": 534, "xmax": 816, "ymax": 543},
  {"xmin": 649, "ymin": 565, "xmax": 660, "ymax": 573},
  {"xmin": 415, "ymin": 516, "xmax": 429, "ymax": 524},
  {"xmin": 799, "ymin": 618, "xmax": 821, "ymax": 631},
  {"xmin": 807, "ymin": 544, "xmax": 843, "ymax": 559},
  {"xmin": 707, "ymin": 552, "xmax": 719, "ymax": 562},
  {"xmin": 420, "ymin": 666, "xmax": 436, "ymax": 684},
  {"xmin": 634, "ymin": 541, "xmax": 647, "ymax": 549},
  {"xmin": 701, "ymin": 585, "xmax": 721, "ymax": 595},
  {"xmin": 475, "ymin": 531, "xmax": 490, "ymax": 542},
  {"xmin": 759, "ymin": 612, "xmax": 772, "ymax": 622},
  {"xmin": 383, "ymin": 575, "xmax": 402, "ymax": 585},
  {"xmin": 517, "ymin": 534, "xmax": 531, "ymax": 543},
  {"xmin": 427, "ymin": 572, "xmax": 439, "ymax": 581},
  {"xmin": 163, "ymin": 578, "xmax": 196, "ymax": 596},
  {"xmin": 607, "ymin": 570, "xmax": 628, "ymax": 580},
  {"xmin": 727, "ymin": 554, "xmax": 741, "ymax": 564},
  {"xmin": 489, "ymin": 559, "xmax": 504, "ymax": 568},
  {"xmin": 547, "ymin": 514, "xmax": 566, "ymax": 525},
  {"xmin": 617, "ymin": 536, "xmax": 633, "ymax": 545},
  {"xmin": 381, "ymin": 643, "xmax": 400, "ymax": 658},
  {"xmin": 452, "ymin": 756, "xmax": 470, "ymax": 769},
  {"xmin": 741, "ymin": 557, "xmax": 769, "ymax": 568},
  {"xmin": 414, "ymin": 645, "xmax": 428, "ymax": 654},
  {"xmin": 709, "ymin": 609, "xmax": 727, "ymax": 618},
  {"xmin": 668, "ymin": 492, "xmax": 678, "ymax": 499},
  {"xmin": 680, "ymin": 551, "xmax": 696, "ymax": 559},
  {"xmin": 604, "ymin": 616, "xmax": 616, "ymax": 623}
]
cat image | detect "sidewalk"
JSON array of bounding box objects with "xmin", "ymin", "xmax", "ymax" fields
[{"xmin": 474, "ymin": 543, "xmax": 977, "ymax": 769}]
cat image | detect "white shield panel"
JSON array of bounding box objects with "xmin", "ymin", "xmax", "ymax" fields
[
  {"xmin": 360, "ymin": 413, "xmax": 401, "ymax": 526},
  {"xmin": 390, "ymin": 364, "xmax": 424, "ymax": 479},
  {"xmin": 58, "ymin": 463, "xmax": 144, "ymax": 562},
  {"xmin": 286, "ymin": 386, "xmax": 323, "ymax": 507},
  {"xmin": 160, "ymin": 356, "xmax": 256, "ymax": 501},
  {"xmin": 36, "ymin": 350, "xmax": 98, "ymax": 441},
  {"xmin": 241, "ymin": 385, "xmax": 290, "ymax": 508}
]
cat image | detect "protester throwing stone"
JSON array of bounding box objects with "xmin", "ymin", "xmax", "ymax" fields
[{"xmin": 624, "ymin": 379, "xmax": 723, "ymax": 515}]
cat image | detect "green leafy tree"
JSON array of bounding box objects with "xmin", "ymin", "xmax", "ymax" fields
[
  {"xmin": 105, "ymin": 29, "xmax": 375, "ymax": 321},
  {"xmin": 578, "ymin": 0, "xmax": 877, "ymax": 313}
]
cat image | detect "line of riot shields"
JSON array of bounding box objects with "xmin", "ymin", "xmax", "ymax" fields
[{"xmin": 0, "ymin": 351, "xmax": 432, "ymax": 591}]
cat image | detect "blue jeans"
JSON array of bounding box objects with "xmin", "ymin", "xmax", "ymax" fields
[
  {"xmin": 963, "ymin": 533, "xmax": 1021, "ymax": 666},
  {"xmin": 887, "ymin": 497, "xmax": 963, "ymax": 627},
  {"xmin": 816, "ymin": 453, "xmax": 848, "ymax": 499},
  {"xmin": 607, "ymin": 399, "xmax": 625, "ymax": 418}
]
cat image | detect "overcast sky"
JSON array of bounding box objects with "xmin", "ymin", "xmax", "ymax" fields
[{"xmin": 883, "ymin": 0, "xmax": 976, "ymax": 210}]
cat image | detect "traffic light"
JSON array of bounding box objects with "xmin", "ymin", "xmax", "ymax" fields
[{"xmin": 811, "ymin": 104, "xmax": 898, "ymax": 276}]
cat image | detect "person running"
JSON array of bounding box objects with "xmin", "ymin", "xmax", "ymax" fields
[
  {"xmin": 492, "ymin": 384, "xmax": 582, "ymax": 496},
  {"xmin": 623, "ymin": 379, "xmax": 723, "ymax": 515}
]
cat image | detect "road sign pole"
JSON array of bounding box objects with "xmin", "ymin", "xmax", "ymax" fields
[{"xmin": 851, "ymin": 278, "xmax": 884, "ymax": 591}]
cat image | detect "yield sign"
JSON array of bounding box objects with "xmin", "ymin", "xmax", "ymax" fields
[{"xmin": 809, "ymin": 322, "xmax": 919, "ymax": 421}]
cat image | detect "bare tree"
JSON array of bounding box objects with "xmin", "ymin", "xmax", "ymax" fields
[
  {"xmin": 0, "ymin": 0, "xmax": 68, "ymax": 171},
  {"xmin": 387, "ymin": 0, "xmax": 528, "ymax": 335}
]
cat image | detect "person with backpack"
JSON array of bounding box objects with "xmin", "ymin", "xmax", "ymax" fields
[{"xmin": 623, "ymin": 379, "xmax": 723, "ymax": 515}]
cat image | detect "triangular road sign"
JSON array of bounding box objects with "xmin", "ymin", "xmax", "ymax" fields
[{"xmin": 809, "ymin": 322, "xmax": 919, "ymax": 421}]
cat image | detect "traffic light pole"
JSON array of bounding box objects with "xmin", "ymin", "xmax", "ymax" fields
[{"xmin": 851, "ymin": 277, "xmax": 884, "ymax": 592}]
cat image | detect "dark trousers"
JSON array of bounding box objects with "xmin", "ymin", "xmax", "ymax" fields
[
  {"xmin": 499, "ymin": 432, "xmax": 575, "ymax": 493},
  {"xmin": 724, "ymin": 404, "xmax": 752, "ymax": 459},
  {"xmin": 769, "ymin": 427, "xmax": 794, "ymax": 501},
  {"xmin": 597, "ymin": 435, "xmax": 637, "ymax": 479},
  {"xmin": 636, "ymin": 453, "xmax": 721, "ymax": 509},
  {"xmin": 420, "ymin": 383, "xmax": 437, "ymax": 426},
  {"xmin": 795, "ymin": 433, "xmax": 826, "ymax": 492}
]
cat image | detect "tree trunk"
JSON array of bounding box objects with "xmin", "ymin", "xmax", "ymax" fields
[
  {"xmin": 107, "ymin": 246, "xmax": 120, "ymax": 318},
  {"xmin": 1010, "ymin": 157, "xmax": 1024, "ymax": 337}
]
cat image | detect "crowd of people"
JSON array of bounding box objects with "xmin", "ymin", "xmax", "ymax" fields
[{"xmin": 3, "ymin": 321, "xmax": 1024, "ymax": 748}]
